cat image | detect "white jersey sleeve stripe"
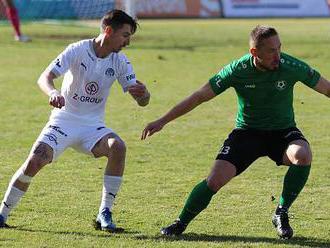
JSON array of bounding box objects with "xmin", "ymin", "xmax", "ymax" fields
[
  {"xmin": 47, "ymin": 43, "xmax": 76, "ymax": 77},
  {"xmin": 116, "ymin": 53, "xmax": 137, "ymax": 92}
]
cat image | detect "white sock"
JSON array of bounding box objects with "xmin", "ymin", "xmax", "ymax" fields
[
  {"xmin": 99, "ymin": 175, "xmax": 122, "ymax": 213},
  {"xmin": 0, "ymin": 186, "xmax": 25, "ymax": 221}
]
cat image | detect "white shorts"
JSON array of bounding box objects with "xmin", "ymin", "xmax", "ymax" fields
[{"xmin": 34, "ymin": 119, "xmax": 114, "ymax": 161}]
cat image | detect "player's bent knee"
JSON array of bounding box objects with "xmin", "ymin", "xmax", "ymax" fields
[
  {"xmin": 286, "ymin": 140, "xmax": 312, "ymax": 165},
  {"xmin": 92, "ymin": 135, "xmax": 126, "ymax": 158},
  {"xmin": 31, "ymin": 142, "xmax": 53, "ymax": 163},
  {"xmin": 291, "ymin": 147, "xmax": 312, "ymax": 165},
  {"xmin": 24, "ymin": 147, "xmax": 52, "ymax": 176},
  {"xmin": 108, "ymin": 138, "xmax": 126, "ymax": 156},
  {"xmin": 293, "ymin": 156, "xmax": 312, "ymax": 165}
]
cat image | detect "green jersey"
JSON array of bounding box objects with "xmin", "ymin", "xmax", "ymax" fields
[{"xmin": 209, "ymin": 53, "xmax": 320, "ymax": 130}]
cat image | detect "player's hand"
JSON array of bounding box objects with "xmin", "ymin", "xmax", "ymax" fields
[
  {"xmin": 128, "ymin": 80, "xmax": 148, "ymax": 98},
  {"xmin": 141, "ymin": 119, "xmax": 165, "ymax": 140},
  {"xmin": 49, "ymin": 90, "xmax": 65, "ymax": 108}
]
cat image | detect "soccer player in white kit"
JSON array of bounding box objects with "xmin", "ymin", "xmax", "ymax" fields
[{"xmin": 0, "ymin": 9, "xmax": 150, "ymax": 232}]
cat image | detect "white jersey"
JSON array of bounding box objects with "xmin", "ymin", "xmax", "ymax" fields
[{"xmin": 46, "ymin": 39, "xmax": 136, "ymax": 125}]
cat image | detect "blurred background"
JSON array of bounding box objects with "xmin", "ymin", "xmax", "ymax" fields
[{"xmin": 1, "ymin": 0, "xmax": 329, "ymax": 21}]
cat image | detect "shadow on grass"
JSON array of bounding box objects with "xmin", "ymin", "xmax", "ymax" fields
[
  {"xmin": 10, "ymin": 225, "xmax": 139, "ymax": 239},
  {"xmin": 134, "ymin": 233, "xmax": 330, "ymax": 248},
  {"xmin": 8, "ymin": 226, "xmax": 330, "ymax": 247}
]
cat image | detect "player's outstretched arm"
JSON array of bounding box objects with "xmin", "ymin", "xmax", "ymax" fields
[
  {"xmin": 141, "ymin": 82, "xmax": 216, "ymax": 140},
  {"xmin": 37, "ymin": 70, "xmax": 65, "ymax": 108},
  {"xmin": 128, "ymin": 80, "xmax": 150, "ymax": 106},
  {"xmin": 313, "ymin": 76, "xmax": 330, "ymax": 98}
]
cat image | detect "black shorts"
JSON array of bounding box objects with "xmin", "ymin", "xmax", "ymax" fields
[{"xmin": 216, "ymin": 127, "xmax": 308, "ymax": 175}]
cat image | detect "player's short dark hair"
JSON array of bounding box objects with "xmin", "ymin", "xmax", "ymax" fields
[
  {"xmin": 101, "ymin": 9, "xmax": 137, "ymax": 34},
  {"xmin": 249, "ymin": 25, "xmax": 278, "ymax": 48}
]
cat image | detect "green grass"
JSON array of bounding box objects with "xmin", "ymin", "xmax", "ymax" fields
[{"xmin": 0, "ymin": 19, "xmax": 330, "ymax": 247}]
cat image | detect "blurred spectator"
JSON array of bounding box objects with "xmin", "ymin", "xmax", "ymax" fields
[{"xmin": 1, "ymin": 0, "xmax": 31, "ymax": 42}]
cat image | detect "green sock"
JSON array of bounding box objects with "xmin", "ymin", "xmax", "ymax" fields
[
  {"xmin": 179, "ymin": 180, "xmax": 216, "ymax": 224},
  {"xmin": 279, "ymin": 165, "xmax": 311, "ymax": 209}
]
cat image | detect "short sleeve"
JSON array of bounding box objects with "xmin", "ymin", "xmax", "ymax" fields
[
  {"xmin": 209, "ymin": 64, "xmax": 234, "ymax": 95},
  {"xmin": 46, "ymin": 43, "xmax": 76, "ymax": 76},
  {"xmin": 116, "ymin": 55, "xmax": 136, "ymax": 92},
  {"xmin": 298, "ymin": 64, "xmax": 321, "ymax": 88}
]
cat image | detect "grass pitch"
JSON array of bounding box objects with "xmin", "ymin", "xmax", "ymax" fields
[{"xmin": 0, "ymin": 19, "xmax": 330, "ymax": 248}]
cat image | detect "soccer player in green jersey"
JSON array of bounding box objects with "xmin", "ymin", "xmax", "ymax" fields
[{"xmin": 141, "ymin": 25, "xmax": 330, "ymax": 239}]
